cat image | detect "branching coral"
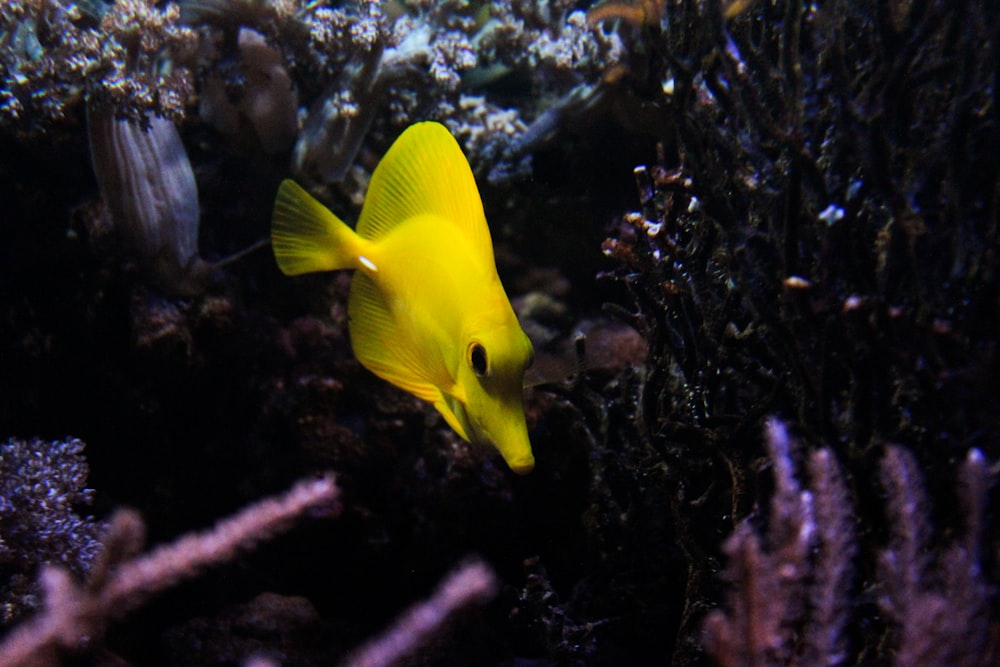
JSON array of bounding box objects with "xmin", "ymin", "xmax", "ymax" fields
[
  {"xmin": 0, "ymin": 474, "xmax": 340, "ymax": 666},
  {"xmin": 178, "ymin": 0, "xmax": 624, "ymax": 185},
  {"xmin": 340, "ymin": 559, "xmax": 497, "ymax": 667},
  {"xmin": 0, "ymin": 470, "xmax": 501, "ymax": 667},
  {"xmin": 179, "ymin": 0, "xmax": 624, "ymax": 187},
  {"xmin": 586, "ymin": 0, "xmax": 1000, "ymax": 661},
  {"xmin": 2, "ymin": 0, "xmax": 622, "ymax": 187},
  {"xmin": 877, "ymin": 446, "xmax": 997, "ymax": 667},
  {"xmin": 1, "ymin": 0, "xmax": 997, "ymax": 664},
  {"xmin": 87, "ymin": 0, "xmax": 198, "ymax": 123},
  {"xmin": 0, "ymin": 0, "xmax": 101, "ymax": 133},
  {"xmin": 702, "ymin": 423, "xmax": 998, "ymax": 667},
  {"xmin": 702, "ymin": 420, "xmax": 856, "ymax": 667},
  {"xmin": 599, "ymin": 0, "xmax": 1000, "ymax": 540}
]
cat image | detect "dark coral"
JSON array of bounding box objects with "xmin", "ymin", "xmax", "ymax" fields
[{"xmin": 591, "ymin": 0, "xmax": 1000, "ymax": 663}]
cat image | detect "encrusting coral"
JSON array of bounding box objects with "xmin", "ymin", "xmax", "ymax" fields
[
  {"xmin": 1, "ymin": 0, "xmax": 623, "ymax": 182},
  {"xmin": 0, "ymin": 438, "xmax": 103, "ymax": 626}
]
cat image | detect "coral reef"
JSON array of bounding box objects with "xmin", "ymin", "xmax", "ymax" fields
[
  {"xmin": 1, "ymin": 0, "xmax": 622, "ymax": 184},
  {"xmin": 1, "ymin": 0, "xmax": 998, "ymax": 665},
  {"xmin": 588, "ymin": 0, "xmax": 1000, "ymax": 662},
  {"xmin": 0, "ymin": 0, "xmax": 196, "ymax": 133},
  {"xmin": 0, "ymin": 437, "xmax": 103, "ymax": 625}
]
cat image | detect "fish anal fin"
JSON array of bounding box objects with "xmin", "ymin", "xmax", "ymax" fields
[
  {"xmin": 348, "ymin": 271, "xmax": 448, "ymax": 407},
  {"xmin": 271, "ymin": 179, "xmax": 363, "ymax": 276}
]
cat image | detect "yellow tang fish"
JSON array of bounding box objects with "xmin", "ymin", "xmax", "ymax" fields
[{"xmin": 271, "ymin": 122, "xmax": 536, "ymax": 474}]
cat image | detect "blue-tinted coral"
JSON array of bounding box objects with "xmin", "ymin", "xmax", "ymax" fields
[{"xmin": 0, "ymin": 437, "xmax": 102, "ymax": 623}]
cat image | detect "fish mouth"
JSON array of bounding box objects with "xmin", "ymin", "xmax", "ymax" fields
[
  {"xmin": 506, "ymin": 453, "xmax": 535, "ymax": 475},
  {"xmin": 474, "ymin": 430, "xmax": 534, "ymax": 474},
  {"xmin": 460, "ymin": 391, "xmax": 535, "ymax": 474},
  {"xmin": 476, "ymin": 426, "xmax": 535, "ymax": 474}
]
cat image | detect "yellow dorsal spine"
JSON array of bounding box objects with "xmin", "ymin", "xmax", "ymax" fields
[{"xmin": 271, "ymin": 179, "xmax": 367, "ymax": 276}]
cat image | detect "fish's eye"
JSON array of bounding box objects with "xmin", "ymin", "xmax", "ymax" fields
[{"xmin": 469, "ymin": 342, "xmax": 489, "ymax": 376}]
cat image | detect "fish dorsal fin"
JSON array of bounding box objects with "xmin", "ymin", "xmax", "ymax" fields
[
  {"xmin": 356, "ymin": 122, "xmax": 493, "ymax": 262},
  {"xmin": 348, "ymin": 270, "xmax": 450, "ymax": 405}
]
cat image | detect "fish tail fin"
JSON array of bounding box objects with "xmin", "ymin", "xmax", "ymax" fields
[{"xmin": 271, "ymin": 179, "xmax": 364, "ymax": 275}]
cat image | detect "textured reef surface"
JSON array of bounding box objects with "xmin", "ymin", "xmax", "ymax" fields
[{"xmin": 1, "ymin": 1, "xmax": 998, "ymax": 665}]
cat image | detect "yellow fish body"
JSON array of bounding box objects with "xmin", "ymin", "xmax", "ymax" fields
[{"xmin": 271, "ymin": 122, "xmax": 536, "ymax": 474}]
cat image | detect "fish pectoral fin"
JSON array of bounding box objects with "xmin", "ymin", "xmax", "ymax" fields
[
  {"xmin": 271, "ymin": 179, "xmax": 363, "ymax": 275},
  {"xmin": 433, "ymin": 399, "xmax": 470, "ymax": 442}
]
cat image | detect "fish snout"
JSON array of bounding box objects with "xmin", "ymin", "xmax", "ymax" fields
[
  {"xmin": 487, "ymin": 426, "xmax": 535, "ymax": 475},
  {"xmin": 469, "ymin": 411, "xmax": 535, "ymax": 474},
  {"xmin": 505, "ymin": 451, "xmax": 535, "ymax": 475}
]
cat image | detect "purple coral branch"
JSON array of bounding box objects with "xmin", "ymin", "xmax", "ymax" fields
[
  {"xmin": 703, "ymin": 522, "xmax": 783, "ymax": 667},
  {"xmin": 102, "ymin": 474, "xmax": 339, "ymax": 615},
  {"xmin": 877, "ymin": 446, "xmax": 997, "ymax": 667},
  {"xmin": 340, "ymin": 559, "xmax": 498, "ymax": 667},
  {"xmin": 801, "ymin": 448, "xmax": 855, "ymax": 666},
  {"xmin": 0, "ymin": 474, "xmax": 340, "ymax": 667},
  {"xmin": 956, "ymin": 448, "xmax": 989, "ymax": 557},
  {"xmin": 710, "ymin": 433, "xmax": 997, "ymax": 667},
  {"xmin": 703, "ymin": 419, "xmax": 856, "ymax": 667},
  {"xmin": 878, "ymin": 445, "xmax": 932, "ymax": 605}
]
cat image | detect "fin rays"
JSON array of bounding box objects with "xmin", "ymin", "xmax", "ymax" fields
[
  {"xmin": 357, "ymin": 122, "xmax": 493, "ymax": 264},
  {"xmin": 349, "ymin": 272, "xmax": 444, "ymax": 406},
  {"xmin": 272, "ymin": 179, "xmax": 362, "ymax": 275}
]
